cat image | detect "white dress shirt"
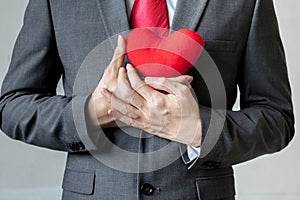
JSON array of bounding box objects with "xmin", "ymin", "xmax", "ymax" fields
[{"xmin": 126, "ymin": 0, "xmax": 201, "ymax": 167}]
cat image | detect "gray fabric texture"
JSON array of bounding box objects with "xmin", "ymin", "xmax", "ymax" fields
[{"xmin": 0, "ymin": 0, "xmax": 294, "ymax": 199}]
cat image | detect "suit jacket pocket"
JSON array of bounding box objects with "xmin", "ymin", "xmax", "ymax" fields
[
  {"xmin": 204, "ymin": 40, "xmax": 237, "ymax": 52},
  {"xmin": 62, "ymin": 168, "xmax": 95, "ymax": 195},
  {"xmin": 195, "ymin": 174, "xmax": 235, "ymax": 200}
]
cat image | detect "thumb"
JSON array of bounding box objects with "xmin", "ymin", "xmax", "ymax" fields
[
  {"xmin": 109, "ymin": 35, "xmax": 126, "ymax": 69},
  {"xmin": 167, "ymin": 75, "xmax": 193, "ymax": 85},
  {"xmin": 144, "ymin": 76, "xmax": 187, "ymax": 94}
]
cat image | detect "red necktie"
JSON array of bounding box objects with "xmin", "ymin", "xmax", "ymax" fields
[{"xmin": 130, "ymin": 0, "xmax": 169, "ymax": 29}]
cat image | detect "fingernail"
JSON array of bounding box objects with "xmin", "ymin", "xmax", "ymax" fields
[
  {"xmin": 108, "ymin": 109, "xmax": 116, "ymax": 117},
  {"xmin": 117, "ymin": 35, "xmax": 122, "ymax": 46},
  {"xmin": 108, "ymin": 109, "xmax": 113, "ymax": 116},
  {"xmin": 126, "ymin": 64, "xmax": 132, "ymax": 70}
]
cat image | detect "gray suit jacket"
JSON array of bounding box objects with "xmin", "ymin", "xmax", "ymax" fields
[{"xmin": 0, "ymin": 0, "xmax": 294, "ymax": 199}]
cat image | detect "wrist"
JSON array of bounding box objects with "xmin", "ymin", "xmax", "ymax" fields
[
  {"xmin": 191, "ymin": 119, "xmax": 202, "ymax": 147},
  {"xmin": 85, "ymin": 92, "xmax": 114, "ymax": 129}
]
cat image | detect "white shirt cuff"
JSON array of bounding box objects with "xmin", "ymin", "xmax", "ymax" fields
[
  {"xmin": 187, "ymin": 145, "xmax": 201, "ymax": 161},
  {"xmin": 180, "ymin": 145, "xmax": 201, "ymax": 170}
]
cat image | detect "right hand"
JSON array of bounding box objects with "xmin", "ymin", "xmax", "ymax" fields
[{"xmin": 86, "ymin": 35, "xmax": 126, "ymax": 129}]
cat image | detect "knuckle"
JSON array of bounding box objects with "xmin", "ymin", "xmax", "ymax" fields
[
  {"xmin": 125, "ymin": 104, "xmax": 133, "ymax": 115},
  {"xmin": 128, "ymin": 118, "xmax": 135, "ymax": 127},
  {"xmin": 152, "ymin": 96, "xmax": 165, "ymax": 107},
  {"xmin": 160, "ymin": 108, "xmax": 169, "ymax": 115},
  {"xmin": 128, "ymin": 110, "xmax": 139, "ymax": 119},
  {"xmin": 121, "ymin": 106, "xmax": 128, "ymax": 115}
]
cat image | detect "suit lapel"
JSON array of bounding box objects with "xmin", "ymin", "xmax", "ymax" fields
[
  {"xmin": 172, "ymin": 0, "xmax": 209, "ymax": 31},
  {"xmin": 95, "ymin": 0, "xmax": 130, "ymax": 37},
  {"xmin": 95, "ymin": 0, "xmax": 209, "ymax": 34}
]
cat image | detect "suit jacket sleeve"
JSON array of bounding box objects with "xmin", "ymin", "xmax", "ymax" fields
[
  {"xmin": 198, "ymin": 0, "xmax": 294, "ymax": 167},
  {"xmin": 0, "ymin": 0, "xmax": 88, "ymax": 152}
]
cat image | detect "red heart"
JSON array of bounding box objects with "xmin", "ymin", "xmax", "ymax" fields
[{"xmin": 126, "ymin": 28, "xmax": 204, "ymax": 77}]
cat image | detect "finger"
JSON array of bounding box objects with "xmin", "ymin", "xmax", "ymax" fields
[
  {"xmin": 144, "ymin": 75, "xmax": 193, "ymax": 87},
  {"xmin": 102, "ymin": 88, "xmax": 140, "ymax": 119},
  {"xmin": 167, "ymin": 75, "xmax": 193, "ymax": 85},
  {"xmin": 144, "ymin": 77, "xmax": 185, "ymax": 95},
  {"xmin": 111, "ymin": 94, "xmax": 141, "ymax": 119},
  {"xmin": 116, "ymin": 67, "xmax": 146, "ymax": 109},
  {"xmin": 128, "ymin": 91, "xmax": 145, "ymax": 110},
  {"xmin": 126, "ymin": 64, "xmax": 160, "ymax": 100},
  {"xmin": 108, "ymin": 109, "xmax": 144, "ymax": 128},
  {"xmin": 109, "ymin": 35, "xmax": 126, "ymax": 69},
  {"xmin": 101, "ymin": 88, "xmax": 112, "ymax": 104},
  {"xmin": 108, "ymin": 109, "xmax": 132, "ymax": 125},
  {"xmin": 114, "ymin": 67, "xmax": 132, "ymax": 99}
]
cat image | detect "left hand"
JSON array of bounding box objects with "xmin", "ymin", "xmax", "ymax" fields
[{"xmin": 102, "ymin": 64, "xmax": 202, "ymax": 147}]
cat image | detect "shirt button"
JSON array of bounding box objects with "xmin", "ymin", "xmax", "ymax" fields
[{"xmin": 140, "ymin": 183, "xmax": 155, "ymax": 196}]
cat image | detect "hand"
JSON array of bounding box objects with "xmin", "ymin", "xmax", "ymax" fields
[
  {"xmin": 86, "ymin": 35, "xmax": 126, "ymax": 129},
  {"xmin": 102, "ymin": 64, "xmax": 202, "ymax": 146}
]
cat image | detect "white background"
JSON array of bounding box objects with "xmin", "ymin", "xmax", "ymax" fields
[{"xmin": 0, "ymin": 1, "xmax": 299, "ymax": 199}]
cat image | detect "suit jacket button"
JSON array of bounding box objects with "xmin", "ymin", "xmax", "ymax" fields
[
  {"xmin": 140, "ymin": 183, "xmax": 155, "ymax": 195},
  {"xmin": 202, "ymin": 161, "xmax": 221, "ymax": 168}
]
